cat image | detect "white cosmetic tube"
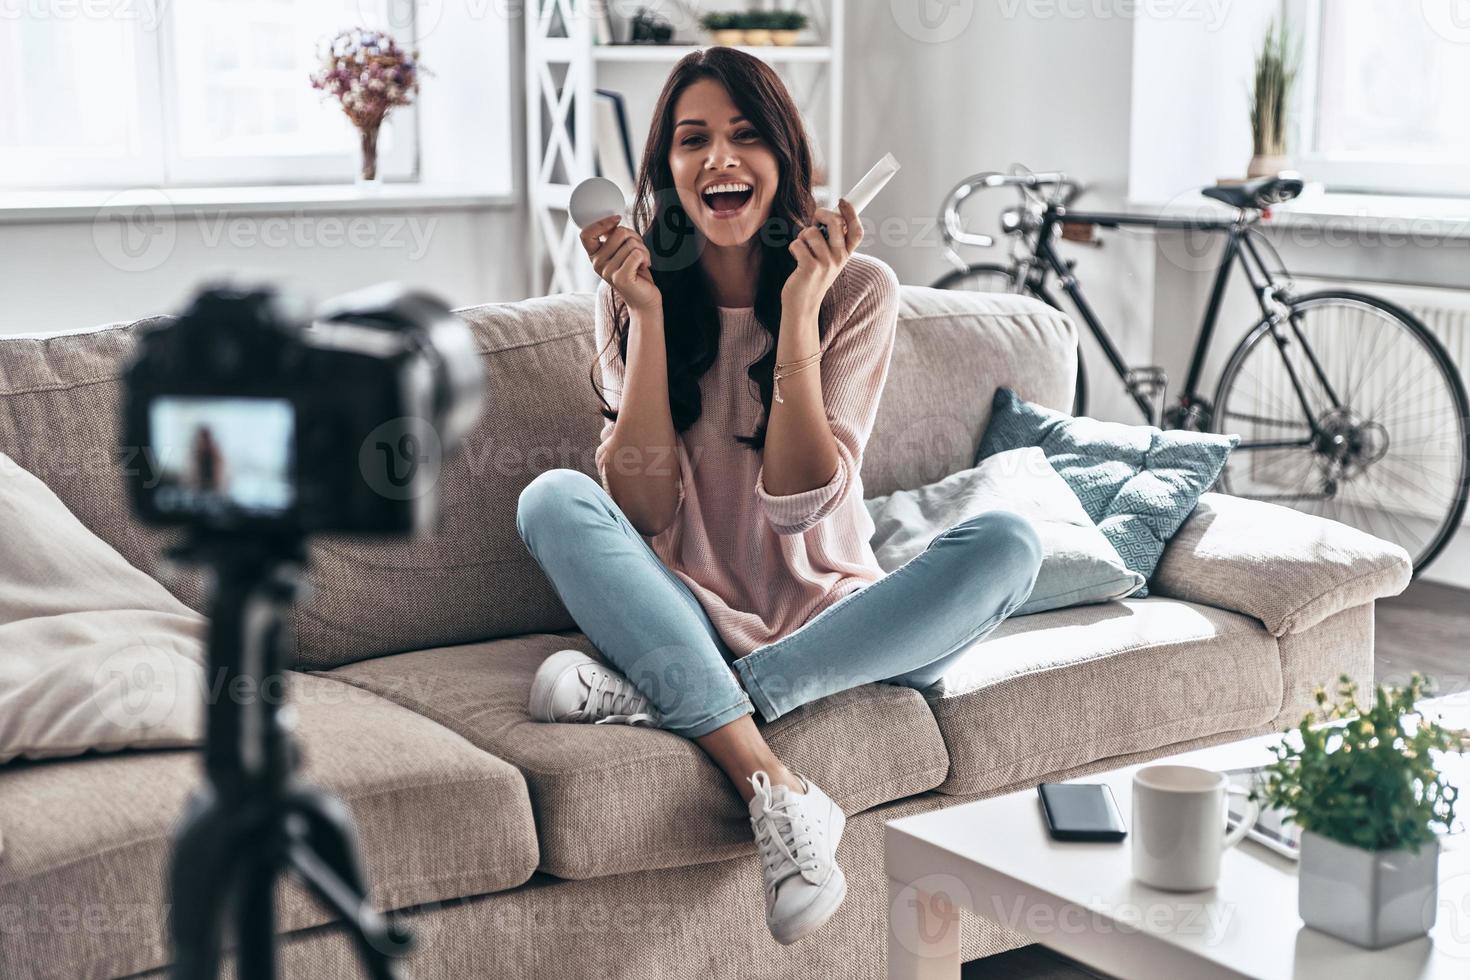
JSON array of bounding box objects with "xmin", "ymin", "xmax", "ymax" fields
[{"xmin": 842, "ymin": 153, "xmax": 901, "ymax": 214}]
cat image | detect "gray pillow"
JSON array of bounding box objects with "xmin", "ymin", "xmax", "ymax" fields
[{"xmin": 865, "ymin": 447, "xmax": 1144, "ymax": 616}]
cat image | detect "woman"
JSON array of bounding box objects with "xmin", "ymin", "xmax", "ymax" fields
[{"xmin": 516, "ymin": 48, "xmax": 1041, "ymax": 945}]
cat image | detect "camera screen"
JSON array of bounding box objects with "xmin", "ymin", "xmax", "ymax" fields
[{"xmin": 149, "ymin": 397, "xmax": 296, "ymax": 518}]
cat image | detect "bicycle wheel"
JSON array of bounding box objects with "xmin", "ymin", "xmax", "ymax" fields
[
  {"xmin": 931, "ymin": 263, "xmax": 1017, "ymax": 294},
  {"xmin": 931, "ymin": 263, "xmax": 1088, "ymax": 416},
  {"xmin": 1213, "ymin": 290, "xmax": 1470, "ymax": 575}
]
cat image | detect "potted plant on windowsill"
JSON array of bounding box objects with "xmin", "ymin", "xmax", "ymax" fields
[
  {"xmin": 1247, "ymin": 17, "xmax": 1297, "ymax": 177},
  {"xmin": 1254, "ymin": 674, "xmax": 1462, "ymax": 949}
]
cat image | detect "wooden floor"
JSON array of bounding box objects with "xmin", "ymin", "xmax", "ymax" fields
[
  {"xmin": 1375, "ymin": 579, "xmax": 1470, "ymax": 693},
  {"xmin": 963, "ymin": 578, "xmax": 1469, "ymax": 979}
]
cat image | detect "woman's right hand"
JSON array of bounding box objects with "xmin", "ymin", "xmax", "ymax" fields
[{"xmin": 581, "ymin": 215, "xmax": 661, "ymax": 316}]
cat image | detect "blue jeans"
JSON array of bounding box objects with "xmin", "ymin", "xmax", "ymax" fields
[{"xmin": 515, "ymin": 469, "xmax": 1042, "ymax": 739}]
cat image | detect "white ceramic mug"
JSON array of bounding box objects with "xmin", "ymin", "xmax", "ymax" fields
[{"xmin": 1131, "ymin": 765, "xmax": 1259, "ymax": 891}]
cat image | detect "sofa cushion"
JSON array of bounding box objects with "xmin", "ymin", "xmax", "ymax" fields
[
  {"xmin": 294, "ymin": 294, "xmax": 611, "ymax": 666},
  {"xmin": 862, "ymin": 288, "xmax": 1077, "ymax": 497},
  {"xmin": 927, "ymin": 597, "xmax": 1283, "ymax": 796},
  {"xmin": 322, "ymin": 632, "xmax": 951, "ymax": 880},
  {"xmin": 1150, "ymin": 492, "xmax": 1412, "ymax": 636},
  {"xmin": 0, "ymin": 672, "xmax": 539, "ymax": 980}
]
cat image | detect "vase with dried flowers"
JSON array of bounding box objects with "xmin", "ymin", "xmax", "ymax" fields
[{"xmin": 310, "ymin": 28, "xmax": 423, "ymax": 185}]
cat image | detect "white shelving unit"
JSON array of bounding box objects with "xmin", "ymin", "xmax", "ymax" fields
[{"xmin": 525, "ymin": 0, "xmax": 845, "ymax": 294}]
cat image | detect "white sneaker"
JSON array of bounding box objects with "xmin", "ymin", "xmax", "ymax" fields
[
  {"xmin": 528, "ymin": 649, "xmax": 661, "ymax": 726},
  {"xmin": 748, "ymin": 770, "xmax": 847, "ymax": 945}
]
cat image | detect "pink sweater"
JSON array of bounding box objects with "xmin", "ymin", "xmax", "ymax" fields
[{"xmin": 592, "ymin": 253, "xmax": 902, "ymax": 658}]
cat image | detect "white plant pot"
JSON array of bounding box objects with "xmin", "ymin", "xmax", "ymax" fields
[
  {"xmin": 1298, "ymin": 829, "xmax": 1439, "ymax": 949},
  {"xmin": 1247, "ymin": 153, "xmax": 1289, "ymax": 178}
]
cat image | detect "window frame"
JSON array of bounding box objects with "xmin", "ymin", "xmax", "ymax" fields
[{"xmin": 1289, "ymin": 0, "xmax": 1470, "ymax": 198}]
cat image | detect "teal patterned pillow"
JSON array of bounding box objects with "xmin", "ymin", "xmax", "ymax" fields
[{"xmin": 976, "ymin": 388, "xmax": 1237, "ymax": 596}]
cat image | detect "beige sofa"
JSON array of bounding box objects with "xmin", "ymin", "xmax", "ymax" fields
[{"xmin": 0, "ymin": 286, "xmax": 1410, "ymax": 979}]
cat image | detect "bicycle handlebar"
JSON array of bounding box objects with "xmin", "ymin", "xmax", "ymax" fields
[
  {"xmin": 939, "ymin": 169, "xmax": 1082, "ymax": 248},
  {"xmin": 982, "ymin": 171, "xmax": 1073, "ymax": 189}
]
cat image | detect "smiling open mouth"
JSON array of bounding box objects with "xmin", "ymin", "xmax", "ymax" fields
[{"xmin": 701, "ymin": 181, "xmax": 754, "ymax": 217}]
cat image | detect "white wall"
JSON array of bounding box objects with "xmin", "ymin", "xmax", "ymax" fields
[
  {"xmin": 0, "ymin": 205, "xmax": 526, "ymax": 336},
  {"xmin": 842, "ymin": 0, "xmax": 1155, "ymax": 423},
  {"xmin": 1128, "ymin": 3, "xmax": 1275, "ymax": 205}
]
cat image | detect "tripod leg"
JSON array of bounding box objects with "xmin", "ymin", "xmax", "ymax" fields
[
  {"xmin": 168, "ymin": 790, "xmax": 231, "ymax": 980},
  {"xmin": 287, "ymin": 844, "xmax": 410, "ymax": 980},
  {"xmin": 282, "ymin": 785, "xmax": 413, "ymax": 980},
  {"xmin": 234, "ymin": 838, "xmax": 279, "ymax": 980}
]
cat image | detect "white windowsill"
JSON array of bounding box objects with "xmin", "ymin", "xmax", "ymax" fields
[
  {"xmin": 1136, "ymin": 184, "xmax": 1470, "ymax": 241},
  {"xmin": 1265, "ymin": 187, "xmax": 1470, "ymax": 240},
  {"xmin": 0, "ymin": 182, "xmax": 517, "ymax": 224}
]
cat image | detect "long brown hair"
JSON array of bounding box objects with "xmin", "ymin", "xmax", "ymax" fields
[{"xmin": 591, "ymin": 46, "xmax": 825, "ymax": 451}]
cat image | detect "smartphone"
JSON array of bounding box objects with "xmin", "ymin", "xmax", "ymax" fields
[{"xmin": 1037, "ymin": 782, "xmax": 1128, "ymax": 842}]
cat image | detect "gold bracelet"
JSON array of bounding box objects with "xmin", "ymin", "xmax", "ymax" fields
[
  {"xmin": 775, "ymin": 349, "xmax": 822, "ymax": 371},
  {"xmin": 773, "ymin": 358, "xmax": 820, "ymax": 403}
]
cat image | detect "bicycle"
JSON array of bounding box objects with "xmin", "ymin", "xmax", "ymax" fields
[{"xmin": 932, "ymin": 167, "xmax": 1470, "ymax": 576}]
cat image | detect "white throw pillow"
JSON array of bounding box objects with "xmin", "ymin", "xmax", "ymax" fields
[
  {"xmin": 0, "ymin": 453, "xmax": 205, "ymax": 764},
  {"xmin": 865, "ymin": 447, "xmax": 1145, "ymax": 616}
]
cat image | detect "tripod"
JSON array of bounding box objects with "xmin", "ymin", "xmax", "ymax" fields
[{"xmin": 167, "ymin": 532, "xmax": 414, "ymax": 980}]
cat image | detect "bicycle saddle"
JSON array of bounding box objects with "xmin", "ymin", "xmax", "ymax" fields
[{"xmin": 1200, "ymin": 174, "xmax": 1304, "ymax": 210}]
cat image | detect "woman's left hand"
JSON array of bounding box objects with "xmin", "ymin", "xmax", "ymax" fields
[{"xmin": 781, "ymin": 198, "xmax": 863, "ymax": 318}]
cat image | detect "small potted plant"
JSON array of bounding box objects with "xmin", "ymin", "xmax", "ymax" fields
[
  {"xmin": 770, "ymin": 10, "xmax": 807, "ymax": 45},
  {"xmin": 739, "ymin": 11, "xmax": 773, "ymax": 47},
  {"xmin": 1247, "ymin": 17, "xmax": 1297, "ymax": 177},
  {"xmin": 1254, "ymin": 674, "xmax": 1461, "ymax": 949},
  {"xmin": 310, "ymin": 27, "xmax": 423, "ymax": 185},
  {"xmin": 700, "ymin": 12, "xmax": 745, "ymax": 46}
]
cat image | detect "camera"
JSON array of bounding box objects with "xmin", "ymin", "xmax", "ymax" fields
[{"xmin": 122, "ymin": 281, "xmax": 483, "ymax": 537}]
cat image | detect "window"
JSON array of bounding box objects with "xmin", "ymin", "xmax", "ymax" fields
[
  {"xmin": 1295, "ymin": 0, "xmax": 1470, "ymax": 196},
  {"xmin": 0, "ymin": 14, "xmax": 158, "ymax": 187},
  {"xmin": 0, "ymin": 0, "xmax": 416, "ymax": 189}
]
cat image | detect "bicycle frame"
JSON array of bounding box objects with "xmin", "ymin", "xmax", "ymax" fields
[{"xmin": 1017, "ymin": 203, "xmax": 1343, "ymax": 452}]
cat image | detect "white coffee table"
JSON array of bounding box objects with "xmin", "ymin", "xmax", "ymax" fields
[{"xmin": 885, "ymin": 708, "xmax": 1470, "ymax": 980}]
